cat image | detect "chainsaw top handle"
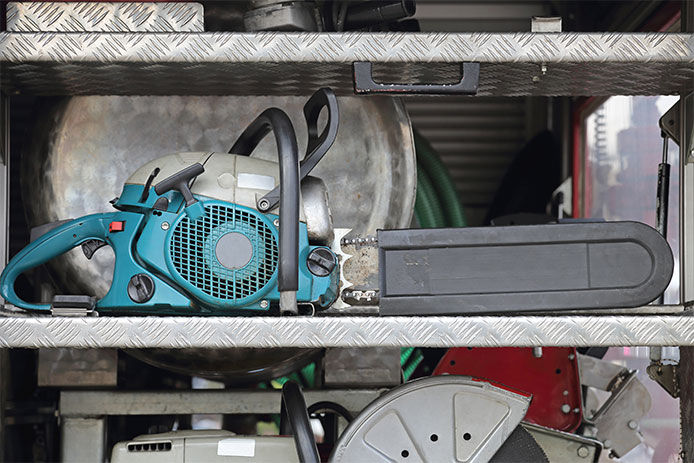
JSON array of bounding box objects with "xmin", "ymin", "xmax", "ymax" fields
[
  {"xmin": 228, "ymin": 107, "xmax": 300, "ymax": 314},
  {"xmin": 0, "ymin": 214, "xmax": 114, "ymax": 312},
  {"xmin": 255, "ymin": 88, "xmax": 340, "ymax": 213}
]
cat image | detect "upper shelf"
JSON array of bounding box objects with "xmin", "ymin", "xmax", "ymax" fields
[{"xmin": 1, "ymin": 32, "xmax": 692, "ymax": 96}]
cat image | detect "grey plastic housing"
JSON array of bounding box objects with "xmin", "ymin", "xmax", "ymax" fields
[
  {"xmin": 111, "ymin": 430, "xmax": 299, "ymax": 463},
  {"xmin": 378, "ymin": 221, "xmax": 674, "ymax": 315}
]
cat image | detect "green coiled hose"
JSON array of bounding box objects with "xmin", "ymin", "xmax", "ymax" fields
[
  {"xmin": 414, "ymin": 129, "xmax": 467, "ymax": 228},
  {"xmin": 415, "ymin": 167, "xmax": 446, "ymax": 228}
]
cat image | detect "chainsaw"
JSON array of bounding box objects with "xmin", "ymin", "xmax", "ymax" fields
[
  {"xmin": 111, "ymin": 376, "xmax": 600, "ymax": 462},
  {"xmin": 1, "ymin": 89, "xmax": 341, "ymax": 315},
  {"xmin": 0, "ymin": 87, "xmax": 674, "ymax": 316}
]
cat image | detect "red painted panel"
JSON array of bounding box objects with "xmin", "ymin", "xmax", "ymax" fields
[{"xmin": 433, "ymin": 347, "xmax": 582, "ymax": 432}]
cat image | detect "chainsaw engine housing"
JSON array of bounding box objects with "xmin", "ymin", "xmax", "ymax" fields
[{"xmin": 108, "ymin": 151, "xmax": 338, "ymax": 314}]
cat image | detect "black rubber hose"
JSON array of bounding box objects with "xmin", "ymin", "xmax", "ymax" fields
[
  {"xmin": 280, "ymin": 381, "xmax": 320, "ymax": 463},
  {"xmin": 229, "ymin": 108, "xmax": 300, "ymax": 293},
  {"xmin": 307, "ymin": 401, "xmax": 354, "ymax": 422}
]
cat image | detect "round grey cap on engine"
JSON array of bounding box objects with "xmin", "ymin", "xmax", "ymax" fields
[{"xmin": 216, "ymin": 232, "xmax": 254, "ymax": 270}]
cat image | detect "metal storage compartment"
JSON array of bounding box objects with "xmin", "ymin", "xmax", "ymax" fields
[{"xmin": 0, "ymin": 1, "xmax": 693, "ymax": 461}]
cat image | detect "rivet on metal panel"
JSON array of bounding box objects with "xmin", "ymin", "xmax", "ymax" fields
[{"xmin": 577, "ymin": 446, "xmax": 589, "ymax": 458}]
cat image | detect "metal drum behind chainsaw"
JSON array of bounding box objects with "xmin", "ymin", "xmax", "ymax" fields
[{"xmin": 21, "ymin": 95, "xmax": 416, "ymax": 383}]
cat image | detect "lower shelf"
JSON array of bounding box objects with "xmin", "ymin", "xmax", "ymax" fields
[{"xmin": 0, "ymin": 308, "xmax": 692, "ymax": 348}]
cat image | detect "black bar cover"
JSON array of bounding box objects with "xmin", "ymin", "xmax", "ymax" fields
[{"xmin": 378, "ymin": 221, "xmax": 674, "ymax": 315}]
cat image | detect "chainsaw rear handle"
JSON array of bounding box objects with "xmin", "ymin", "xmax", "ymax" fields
[
  {"xmin": 259, "ymin": 88, "xmax": 340, "ymax": 212},
  {"xmin": 229, "ymin": 108, "xmax": 300, "ymax": 302},
  {"xmin": 0, "ymin": 214, "xmax": 114, "ymax": 312}
]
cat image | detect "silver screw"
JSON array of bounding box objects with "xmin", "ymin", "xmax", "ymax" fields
[
  {"xmin": 604, "ymin": 440, "xmax": 612, "ymax": 449},
  {"xmin": 568, "ymin": 353, "xmax": 575, "ymax": 360},
  {"xmin": 533, "ymin": 347, "xmax": 543, "ymax": 358},
  {"xmin": 563, "ymin": 390, "xmax": 569, "ymax": 396},
  {"xmin": 561, "ymin": 404, "xmax": 571, "ymax": 414},
  {"xmin": 273, "ymin": 218, "xmax": 280, "ymax": 227},
  {"xmin": 577, "ymin": 446, "xmax": 589, "ymax": 458},
  {"xmin": 259, "ymin": 300, "xmax": 269, "ymax": 309},
  {"xmin": 541, "ymin": 64, "xmax": 547, "ymax": 75},
  {"xmin": 628, "ymin": 420, "xmax": 638, "ymax": 430},
  {"xmin": 258, "ymin": 199, "xmax": 270, "ymax": 210},
  {"xmin": 161, "ymin": 222, "xmax": 170, "ymax": 230}
]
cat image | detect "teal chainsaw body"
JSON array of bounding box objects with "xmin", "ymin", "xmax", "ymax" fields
[{"xmin": 0, "ymin": 89, "xmax": 341, "ymax": 315}]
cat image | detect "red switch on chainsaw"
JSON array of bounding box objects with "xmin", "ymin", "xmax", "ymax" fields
[{"xmin": 109, "ymin": 221, "xmax": 125, "ymax": 233}]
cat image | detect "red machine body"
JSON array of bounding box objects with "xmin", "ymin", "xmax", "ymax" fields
[{"xmin": 433, "ymin": 347, "xmax": 583, "ymax": 432}]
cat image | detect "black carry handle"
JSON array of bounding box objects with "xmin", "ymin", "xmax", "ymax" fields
[
  {"xmin": 154, "ymin": 163, "xmax": 204, "ymax": 207},
  {"xmin": 353, "ymin": 61, "xmax": 480, "ymax": 95},
  {"xmin": 280, "ymin": 381, "xmax": 320, "ymax": 463},
  {"xmin": 257, "ymin": 88, "xmax": 340, "ymax": 213},
  {"xmin": 229, "ymin": 108, "xmax": 300, "ymax": 294}
]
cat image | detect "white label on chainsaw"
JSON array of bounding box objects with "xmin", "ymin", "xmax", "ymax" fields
[
  {"xmin": 217, "ymin": 438, "xmax": 255, "ymax": 457},
  {"xmin": 238, "ymin": 173, "xmax": 275, "ymax": 191}
]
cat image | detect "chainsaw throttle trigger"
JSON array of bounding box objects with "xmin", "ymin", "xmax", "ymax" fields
[
  {"xmin": 154, "ymin": 163, "xmax": 205, "ymax": 220},
  {"xmin": 258, "ymin": 88, "xmax": 339, "ymax": 212},
  {"xmin": 81, "ymin": 239, "xmax": 108, "ymax": 259}
]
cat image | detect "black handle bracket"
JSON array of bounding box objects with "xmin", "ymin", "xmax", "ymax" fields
[
  {"xmin": 154, "ymin": 163, "xmax": 205, "ymax": 220},
  {"xmin": 353, "ymin": 61, "xmax": 480, "ymax": 95},
  {"xmin": 256, "ymin": 88, "xmax": 340, "ymax": 213}
]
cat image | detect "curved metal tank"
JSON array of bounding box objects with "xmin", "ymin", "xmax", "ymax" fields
[{"xmin": 21, "ymin": 95, "xmax": 416, "ymax": 383}]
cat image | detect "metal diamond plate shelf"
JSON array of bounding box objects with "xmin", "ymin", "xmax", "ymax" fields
[
  {"xmin": 0, "ymin": 313, "xmax": 693, "ymax": 348},
  {"xmin": 6, "ymin": 2, "xmax": 204, "ymax": 32},
  {"xmin": 1, "ymin": 32, "xmax": 692, "ymax": 96}
]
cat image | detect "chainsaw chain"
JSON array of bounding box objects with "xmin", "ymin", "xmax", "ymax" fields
[
  {"xmin": 340, "ymin": 235, "xmax": 378, "ymax": 249},
  {"xmin": 339, "ymin": 235, "xmax": 378, "ymax": 306},
  {"xmin": 342, "ymin": 289, "xmax": 380, "ymax": 305}
]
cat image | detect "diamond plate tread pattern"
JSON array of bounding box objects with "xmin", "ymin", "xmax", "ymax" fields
[
  {"xmin": 1, "ymin": 32, "xmax": 691, "ymax": 96},
  {"xmin": 6, "ymin": 2, "xmax": 204, "ymax": 32},
  {"xmin": 0, "ymin": 315, "xmax": 693, "ymax": 348},
  {"xmin": 1, "ymin": 32, "xmax": 692, "ymax": 63}
]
